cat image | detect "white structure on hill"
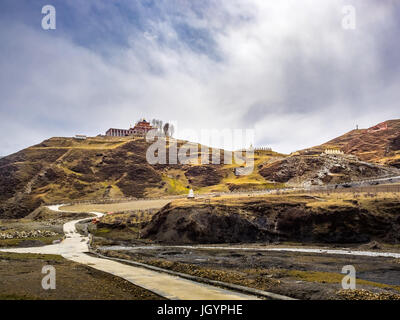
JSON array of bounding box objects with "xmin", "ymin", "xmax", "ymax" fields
[
  {"xmin": 187, "ymin": 189, "xmax": 195, "ymax": 199},
  {"xmin": 324, "ymin": 149, "xmax": 344, "ymax": 155}
]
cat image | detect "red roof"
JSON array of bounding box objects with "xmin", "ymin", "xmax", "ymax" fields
[{"xmin": 133, "ymin": 120, "xmax": 154, "ymax": 130}]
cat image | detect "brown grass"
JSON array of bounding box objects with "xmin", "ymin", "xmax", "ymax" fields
[{"xmin": 60, "ymin": 199, "xmax": 172, "ymax": 213}]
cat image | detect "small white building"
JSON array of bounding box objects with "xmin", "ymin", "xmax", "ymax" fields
[
  {"xmin": 324, "ymin": 149, "xmax": 344, "ymax": 155},
  {"xmin": 75, "ymin": 135, "xmax": 87, "ymax": 140}
]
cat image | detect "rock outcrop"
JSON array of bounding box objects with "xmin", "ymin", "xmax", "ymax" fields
[
  {"xmin": 258, "ymin": 154, "xmax": 397, "ymax": 186},
  {"xmin": 143, "ymin": 198, "xmax": 400, "ymax": 244}
]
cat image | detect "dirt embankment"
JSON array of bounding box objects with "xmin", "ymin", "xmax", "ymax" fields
[{"xmin": 142, "ymin": 197, "xmax": 400, "ymax": 244}]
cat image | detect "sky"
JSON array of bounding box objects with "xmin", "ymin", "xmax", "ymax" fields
[{"xmin": 0, "ymin": 0, "xmax": 399, "ymax": 155}]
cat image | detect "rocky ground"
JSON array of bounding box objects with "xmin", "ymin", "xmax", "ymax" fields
[
  {"xmin": 0, "ymin": 220, "xmax": 62, "ymax": 248},
  {"xmin": 0, "ymin": 230, "xmax": 58, "ymax": 240},
  {"xmin": 0, "ymin": 252, "xmax": 163, "ymax": 300},
  {"xmin": 259, "ymin": 153, "xmax": 399, "ymax": 187},
  {"xmin": 0, "ymin": 207, "xmax": 92, "ymax": 248},
  {"xmin": 96, "ymin": 246, "xmax": 400, "ymax": 300}
]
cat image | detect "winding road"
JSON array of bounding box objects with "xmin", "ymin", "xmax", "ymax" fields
[{"xmin": 0, "ymin": 205, "xmax": 259, "ymax": 300}]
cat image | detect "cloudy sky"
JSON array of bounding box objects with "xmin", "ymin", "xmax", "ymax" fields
[{"xmin": 0, "ymin": 0, "xmax": 399, "ymax": 155}]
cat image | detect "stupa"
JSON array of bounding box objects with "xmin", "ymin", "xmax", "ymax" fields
[{"xmin": 187, "ymin": 189, "xmax": 195, "ymax": 199}]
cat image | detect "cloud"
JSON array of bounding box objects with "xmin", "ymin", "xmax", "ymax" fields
[{"xmin": 0, "ymin": 0, "xmax": 399, "ymax": 155}]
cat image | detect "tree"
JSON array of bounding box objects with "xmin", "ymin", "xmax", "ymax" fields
[
  {"xmin": 151, "ymin": 119, "xmax": 172, "ymax": 135},
  {"xmin": 163, "ymin": 123, "xmax": 170, "ymax": 136}
]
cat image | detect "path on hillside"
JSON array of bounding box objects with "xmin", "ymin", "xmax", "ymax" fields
[{"xmin": 0, "ymin": 205, "xmax": 259, "ymax": 300}]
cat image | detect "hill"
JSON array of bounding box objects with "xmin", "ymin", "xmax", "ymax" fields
[
  {"xmin": 2, "ymin": 124, "xmax": 399, "ymax": 219},
  {"xmin": 0, "ymin": 136, "xmax": 282, "ymax": 218},
  {"xmin": 300, "ymin": 119, "xmax": 400, "ymax": 167}
]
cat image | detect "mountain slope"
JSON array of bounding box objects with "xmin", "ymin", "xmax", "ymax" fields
[
  {"xmin": 258, "ymin": 153, "xmax": 397, "ymax": 187},
  {"xmin": 0, "ymin": 136, "xmax": 161, "ymax": 218},
  {"xmin": 2, "ymin": 120, "xmax": 399, "ymax": 219},
  {"xmin": 0, "ymin": 136, "xmax": 281, "ymax": 218},
  {"xmin": 301, "ymin": 119, "xmax": 400, "ymax": 167}
]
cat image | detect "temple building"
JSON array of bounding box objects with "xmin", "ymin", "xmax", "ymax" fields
[
  {"xmin": 324, "ymin": 148, "xmax": 344, "ymax": 155},
  {"xmin": 106, "ymin": 119, "xmax": 154, "ymax": 137}
]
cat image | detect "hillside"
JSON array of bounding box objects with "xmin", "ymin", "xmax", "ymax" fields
[
  {"xmin": 258, "ymin": 153, "xmax": 397, "ymax": 187},
  {"xmin": 2, "ymin": 124, "xmax": 399, "ymax": 219},
  {"xmin": 300, "ymin": 119, "xmax": 400, "ymax": 167},
  {"xmin": 0, "ymin": 136, "xmax": 282, "ymax": 218}
]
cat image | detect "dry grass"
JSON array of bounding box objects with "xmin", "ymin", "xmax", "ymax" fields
[
  {"xmin": 61, "ymin": 189, "xmax": 400, "ymax": 214},
  {"xmin": 0, "ymin": 252, "xmax": 163, "ymax": 300},
  {"xmin": 30, "ymin": 136, "xmax": 133, "ymax": 150},
  {"xmin": 60, "ymin": 199, "xmax": 172, "ymax": 213},
  {"xmin": 0, "ymin": 235, "xmax": 61, "ymax": 247},
  {"xmin": 195, "ymin": 152, "xmax": 287, "ymax": 193},
  {"xmin": 281, "ymin": 269, "xmax": 400, "ymax": 293},
  {"xmin": 168, "ymin": 191, "xmax": 400, "ymax": 210}
]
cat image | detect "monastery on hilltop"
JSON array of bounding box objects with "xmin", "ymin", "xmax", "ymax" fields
[{"xmin": 106, "ymin": 119, "xmax": 154, "ymax": 137}]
